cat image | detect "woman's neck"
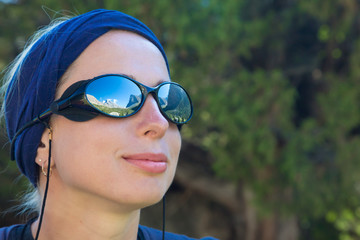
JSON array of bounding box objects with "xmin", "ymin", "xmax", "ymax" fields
[
  {"xmin": 32, "ymin": 212, "xmax": 140, "ymax": 240},
  {"xmin": 32, "ymin": 210, "xmax": 140, "ymax": 240},
  {"xmin": 32, "ymin": 181, "xmax": 141, "ymax": 240}
]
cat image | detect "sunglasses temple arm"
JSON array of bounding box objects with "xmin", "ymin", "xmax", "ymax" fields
[{"xmin": 10, "ymin": 108, "xmax": 53, "ymax": 161}]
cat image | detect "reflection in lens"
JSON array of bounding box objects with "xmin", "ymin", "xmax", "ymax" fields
[
  {"xmin": 158, "ymin": 83, "xmax": 192, "ymax": 124},
  {"xmin": 86, "ymin": 76, "xmax": 142, "ymax": 117}
]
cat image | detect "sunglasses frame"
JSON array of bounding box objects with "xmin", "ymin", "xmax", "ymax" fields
[{"xmin": 53, "ymin": 74, "xmax": 192, "ymax": 123}]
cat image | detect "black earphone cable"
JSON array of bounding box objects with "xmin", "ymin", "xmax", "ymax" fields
[
  {"xmin": 162, "ymin": 196, "xmax": 166, "ymax": 240},
  {"xmin": 34, "ymin": 126, "xmax": 52, "ymax": 240}
]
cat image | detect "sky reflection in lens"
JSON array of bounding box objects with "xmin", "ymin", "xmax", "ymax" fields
[
  {"xmin": 86, "ymin": 76, "xmax": 142, "ymax": 115},
  {"xmin": 158, "ymin": 83, "xmax": 192, "ymax": 123},
  {"xmin": 84, "ymin": 75, "xmax": 192, "ymax": 123}
]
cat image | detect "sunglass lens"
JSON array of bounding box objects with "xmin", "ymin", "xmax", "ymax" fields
[
  {"xmin": 157, "ymin": 83, "xmax": 192, "ymax": 124},
  {"xmin": 85, "ymin": 76, "xmax": 143, "ymax": 117}
]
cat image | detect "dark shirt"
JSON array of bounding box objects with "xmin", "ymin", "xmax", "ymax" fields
[{"xmin": 0, "ymin": 220, "xmax": 218, "ymax": 240}]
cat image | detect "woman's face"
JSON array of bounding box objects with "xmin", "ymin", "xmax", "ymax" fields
[{"xmin": 47, "ymin": 31, "xmax": 181, "ymax": 210}]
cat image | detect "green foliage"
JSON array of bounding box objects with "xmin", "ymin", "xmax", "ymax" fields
[{"xmin": 327, "ymin": 208, "xmax": 360, "ymax": 240}]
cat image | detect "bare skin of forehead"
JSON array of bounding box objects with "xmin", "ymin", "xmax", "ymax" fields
[{"xmin": 55, "ymin": 30, "xmax": 166, "ymax": 98}]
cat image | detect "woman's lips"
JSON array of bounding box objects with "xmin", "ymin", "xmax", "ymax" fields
[{"xmin": 123, "ymin": 153, "xmax": 168, "ymax": 173}]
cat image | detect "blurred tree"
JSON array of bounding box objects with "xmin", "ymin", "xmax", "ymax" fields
[{"xmin": 1, "ymin": 0, "xmax": 360, "ymax": 239}]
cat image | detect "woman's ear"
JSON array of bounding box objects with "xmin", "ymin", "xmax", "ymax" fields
[{"xmin": 35, "ymin": 128, "xmax": 54, "ymax": 168}]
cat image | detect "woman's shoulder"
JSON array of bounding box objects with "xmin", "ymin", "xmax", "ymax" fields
[
  {"xmin": 0, "ymin": 224, "xmax": 24, "ymax": 240},
  {"xmin": 0, "ymin": 221, "xmax": 33, "ymax": 240},
  {"xmin": 0, "ymin": 225, "xmax": 17, "ymax": 240},
  {"xmin": 139, "ymin": 225, "xmax": 219, "ymax": 240}
]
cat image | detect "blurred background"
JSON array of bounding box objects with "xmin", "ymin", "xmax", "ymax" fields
[{"xmin": 1, "ymin": 0, "xmax": 360, "ymax": 239}]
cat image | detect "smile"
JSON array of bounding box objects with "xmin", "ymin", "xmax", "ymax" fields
[{"xmin": 123, "ymin": 153, "xmax": 168, "ymax": 173}]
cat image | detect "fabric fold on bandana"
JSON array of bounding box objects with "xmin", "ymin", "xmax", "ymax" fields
[{"xmin": 5, "ymin": 9, "xmax": 169, "ymax": 187}]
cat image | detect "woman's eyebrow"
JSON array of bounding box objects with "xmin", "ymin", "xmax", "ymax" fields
[
  {"xmin": 121, "ymin": 73, "xmax": 169, "ymax": 86},
  {"xmin": 122, "ymin": 73, "xmax": 136, "ymax": 80}
]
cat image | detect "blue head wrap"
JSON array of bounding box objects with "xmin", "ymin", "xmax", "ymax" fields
[{"xmin": 5, "ymin": 9, "xmax": 169, "ymax": 187}]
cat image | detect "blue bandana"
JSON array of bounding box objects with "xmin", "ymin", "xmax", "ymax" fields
[{"xmin": 5, "ymin": 9, "xmax": 169, "ymax": 187}]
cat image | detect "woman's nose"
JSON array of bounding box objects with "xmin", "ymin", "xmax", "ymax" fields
[{"xmin": 135, "ymin": 95, "xmax": 169, "ymax": 138}]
